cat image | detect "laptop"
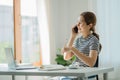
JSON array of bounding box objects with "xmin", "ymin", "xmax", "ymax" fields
[{"xmin": 5, "ymin": 48, "xmax": 36, "ymax": 70}]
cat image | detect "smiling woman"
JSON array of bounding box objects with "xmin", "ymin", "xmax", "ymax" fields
[{"xmin": 61, "ymin": 11, "xmax": 100, "ymax": 80}]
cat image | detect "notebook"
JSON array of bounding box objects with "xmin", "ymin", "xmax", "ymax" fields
[
  {"xmin": 39, "ymin": 64, "xmax": 66, "ymax": 71},
  {"xmin": 5, "ymin": 48, "xmax": 36, "ymax": 70}
]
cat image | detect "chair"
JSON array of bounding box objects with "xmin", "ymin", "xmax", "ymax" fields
[
  {"xmin": 89, "ymin": 43, "xmax": 102, "ymax": 80},
  {"xmin": 88, "ymin": 56, "xmax": 99, "ymax": 80}
]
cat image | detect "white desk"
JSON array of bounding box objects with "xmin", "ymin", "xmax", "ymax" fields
[{"xmin": 0, "ymin": 66, "xmax": 113, "ymax": 80}]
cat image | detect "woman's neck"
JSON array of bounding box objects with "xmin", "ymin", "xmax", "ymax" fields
[{"xmin": 82, "ymin": 32, "xmax": 91, "ymax": 38}]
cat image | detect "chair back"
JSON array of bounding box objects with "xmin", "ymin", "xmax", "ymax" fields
[
  {"xmin": 92, "ymin": 45, "xmax": 101, "ymax": 80},
  {"xmin": 94, "ymin": 57, "xmax": 99, "ymax": 80},
  {"xmin": 94, "ymin": 56, "xmax": 99, "ymax": 67}
]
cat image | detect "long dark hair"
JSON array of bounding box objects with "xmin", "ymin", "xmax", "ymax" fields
[{"xmin": 80, "ymin": 11, "xmax": 102, "ymax": 51}]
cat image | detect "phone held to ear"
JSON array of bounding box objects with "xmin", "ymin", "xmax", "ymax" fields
[{"xmin": 74, "ymin": 26, "xmax": 78, "ymax": 33}]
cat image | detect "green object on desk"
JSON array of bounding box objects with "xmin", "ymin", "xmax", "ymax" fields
[{"xmin": 55, "ymin": 48, "xmax": 75, "ymax": 66}]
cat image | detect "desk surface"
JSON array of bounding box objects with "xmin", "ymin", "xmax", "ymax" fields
[{"xmin": 0, "ymin": 65, "xmax": 114, "ymax": 77}]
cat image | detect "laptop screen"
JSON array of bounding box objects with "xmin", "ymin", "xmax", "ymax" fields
[
  {"xmin": 5, "ymin": 48, "xmax": 16, "ymax": 69},
  {"xmin": 5, "ymin": 48, "xmax": 36, "ymax": 70}
]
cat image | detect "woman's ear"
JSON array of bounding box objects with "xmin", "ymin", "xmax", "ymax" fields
[
  {"xmin": 88, "ymin": 23, "xmax": 93, "ymax": 30},
  {"xmin": 89, "ymin": 23, "xmax": 93, "ymax": 27}
]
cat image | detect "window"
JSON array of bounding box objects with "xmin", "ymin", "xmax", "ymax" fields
[
  {"xmin": 21, "ymin": 0, "xmax": 40, "ymax": 63},
  {"xmin": 0, "ymin": 0, "xmax": 14, "ymax": 63},
  {"xmin": 0, "ymin": 0, "xmax": 41, "ymax": 65}
]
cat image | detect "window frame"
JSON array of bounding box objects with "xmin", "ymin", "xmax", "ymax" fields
[
  {"xmin": 13, "ymin": 0, "xmax": 42, "ymax": 66},
  {"xmin": 13, "ymin": 0, "xmax": 22, "ymax": 63}
]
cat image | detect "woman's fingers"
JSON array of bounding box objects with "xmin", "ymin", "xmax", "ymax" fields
[
  {"xmin": 61, "ymin": 47, "xmax": 70, "ymax": 54},
  {"xmin": 64, "ymin": 47, "xmax": 70, "ymax": 52},
  {"xmin": 61, "ymin": 48, "xmax": 65, "ymax": 54}
]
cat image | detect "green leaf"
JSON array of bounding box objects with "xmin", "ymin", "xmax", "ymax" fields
[{"xmin": 55, "ymin": 50, "xmax": 76, "ymax": 66}]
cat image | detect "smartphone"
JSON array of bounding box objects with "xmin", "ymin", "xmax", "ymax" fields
[{"xmin": 74, "ymin": 26, "xmax": 78, "ymax": 33}]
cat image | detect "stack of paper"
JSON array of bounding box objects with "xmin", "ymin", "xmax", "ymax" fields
[{"xmin": 39, "ymin": 64, "xmax": 66, "ymax": 71}]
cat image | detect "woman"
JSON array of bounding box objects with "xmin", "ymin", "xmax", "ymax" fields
[
  {"xmin": 62, "ymin": 11, "xmax": 101, "ymax": 68},
  {"xmin": 61, "ymin": 11, "xmax": 101, "ymax": 80}
]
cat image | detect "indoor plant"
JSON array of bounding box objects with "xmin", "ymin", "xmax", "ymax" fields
[{"xmin": 55, "ymin": 48, "xmax": 75, "ymax": 66}]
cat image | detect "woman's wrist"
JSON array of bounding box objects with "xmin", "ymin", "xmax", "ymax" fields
[
  {"xmin": 70, "ymin": 35, "xmax": 76, "ymax": 39},
  {"xmin": 67, "ymin": 36, "xmax": 76, "ymax": 47},
  {"xmin": 69, "ymin": 35, "xmax": 76, "ymax": 42},
  {"xmin": 70, "ymin": 46, "xmax": 74, "ymax": 51}
]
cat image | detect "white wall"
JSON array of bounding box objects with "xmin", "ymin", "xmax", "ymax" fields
[
  {"xmin": 48, "ymin": 0, "xmax": 89, "ymax": 64},
  {"xmin": 50, "ymin": 0, "xmax": 89, "ymax": 53}
]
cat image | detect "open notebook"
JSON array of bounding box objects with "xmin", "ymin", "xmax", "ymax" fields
[
  {"xmin": 5, "ymin": 48, "xmax": 36, "ymax": 70},
  {"xmin": 39, "ymin": 65, "xmax": 66, "ymax": 71}
]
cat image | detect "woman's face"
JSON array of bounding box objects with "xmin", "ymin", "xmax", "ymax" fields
[{"xmin": 77, "ymin": 16, "xmax": 91, "ymax": 34}]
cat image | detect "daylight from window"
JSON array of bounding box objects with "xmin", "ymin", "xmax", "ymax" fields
[{"xmin": 0, "ymin": 0, "xmax": 13, "ymax": 63}]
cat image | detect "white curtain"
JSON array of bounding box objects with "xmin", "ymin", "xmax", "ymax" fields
[
  {"xmin": 96, "ymin": 0, "xmax": 120, "ymax": 79},
  {"xmin": 36, "ymin": 0, "xmax": 56, "ymax": 65}
]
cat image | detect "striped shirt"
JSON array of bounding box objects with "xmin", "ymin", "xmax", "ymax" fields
[{"xmin": 72, "ymin": 34, "xmax": 100, "ymax": 67}]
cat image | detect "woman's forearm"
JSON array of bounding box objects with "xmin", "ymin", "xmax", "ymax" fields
[
  {"xmin": 67, "ymin": 35, "xmax": 76, "ymax": 47},
  {"xmin": 64, "ymin": 52, "xmax": 74, "ymax": 60},
  {"xmin": 70, "ymin": 47, "xmax": 97, "ymax": 67},
  {"xmin": 64, "ymin": 36, "xmax": 76, "ymax": 60}
]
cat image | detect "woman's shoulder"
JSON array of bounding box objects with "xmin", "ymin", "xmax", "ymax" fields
[
  {"xmin": 75, "ymin": 35, "xmax": 82, "ymax": 40},
  {"xmin": 90, "ymin": 34, "xmax": 99, "ymax": 43}
]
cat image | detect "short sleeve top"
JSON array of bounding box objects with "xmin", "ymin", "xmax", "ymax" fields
[{"xmin": 72, "ymin": 34, "xmax": 100, "ymax": 67}]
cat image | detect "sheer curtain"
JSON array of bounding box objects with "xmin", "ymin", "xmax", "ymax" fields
[
  {"xmin": 21, "ymin": 0, "xmax": 40, "ymax": 63},
  {"xmin": 96, "ymin": 0, "xmax": 120, "ymax": 79},
  {"xmin": 36, "ymin": 0, "xmax": 56, "ymax": 65}
]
